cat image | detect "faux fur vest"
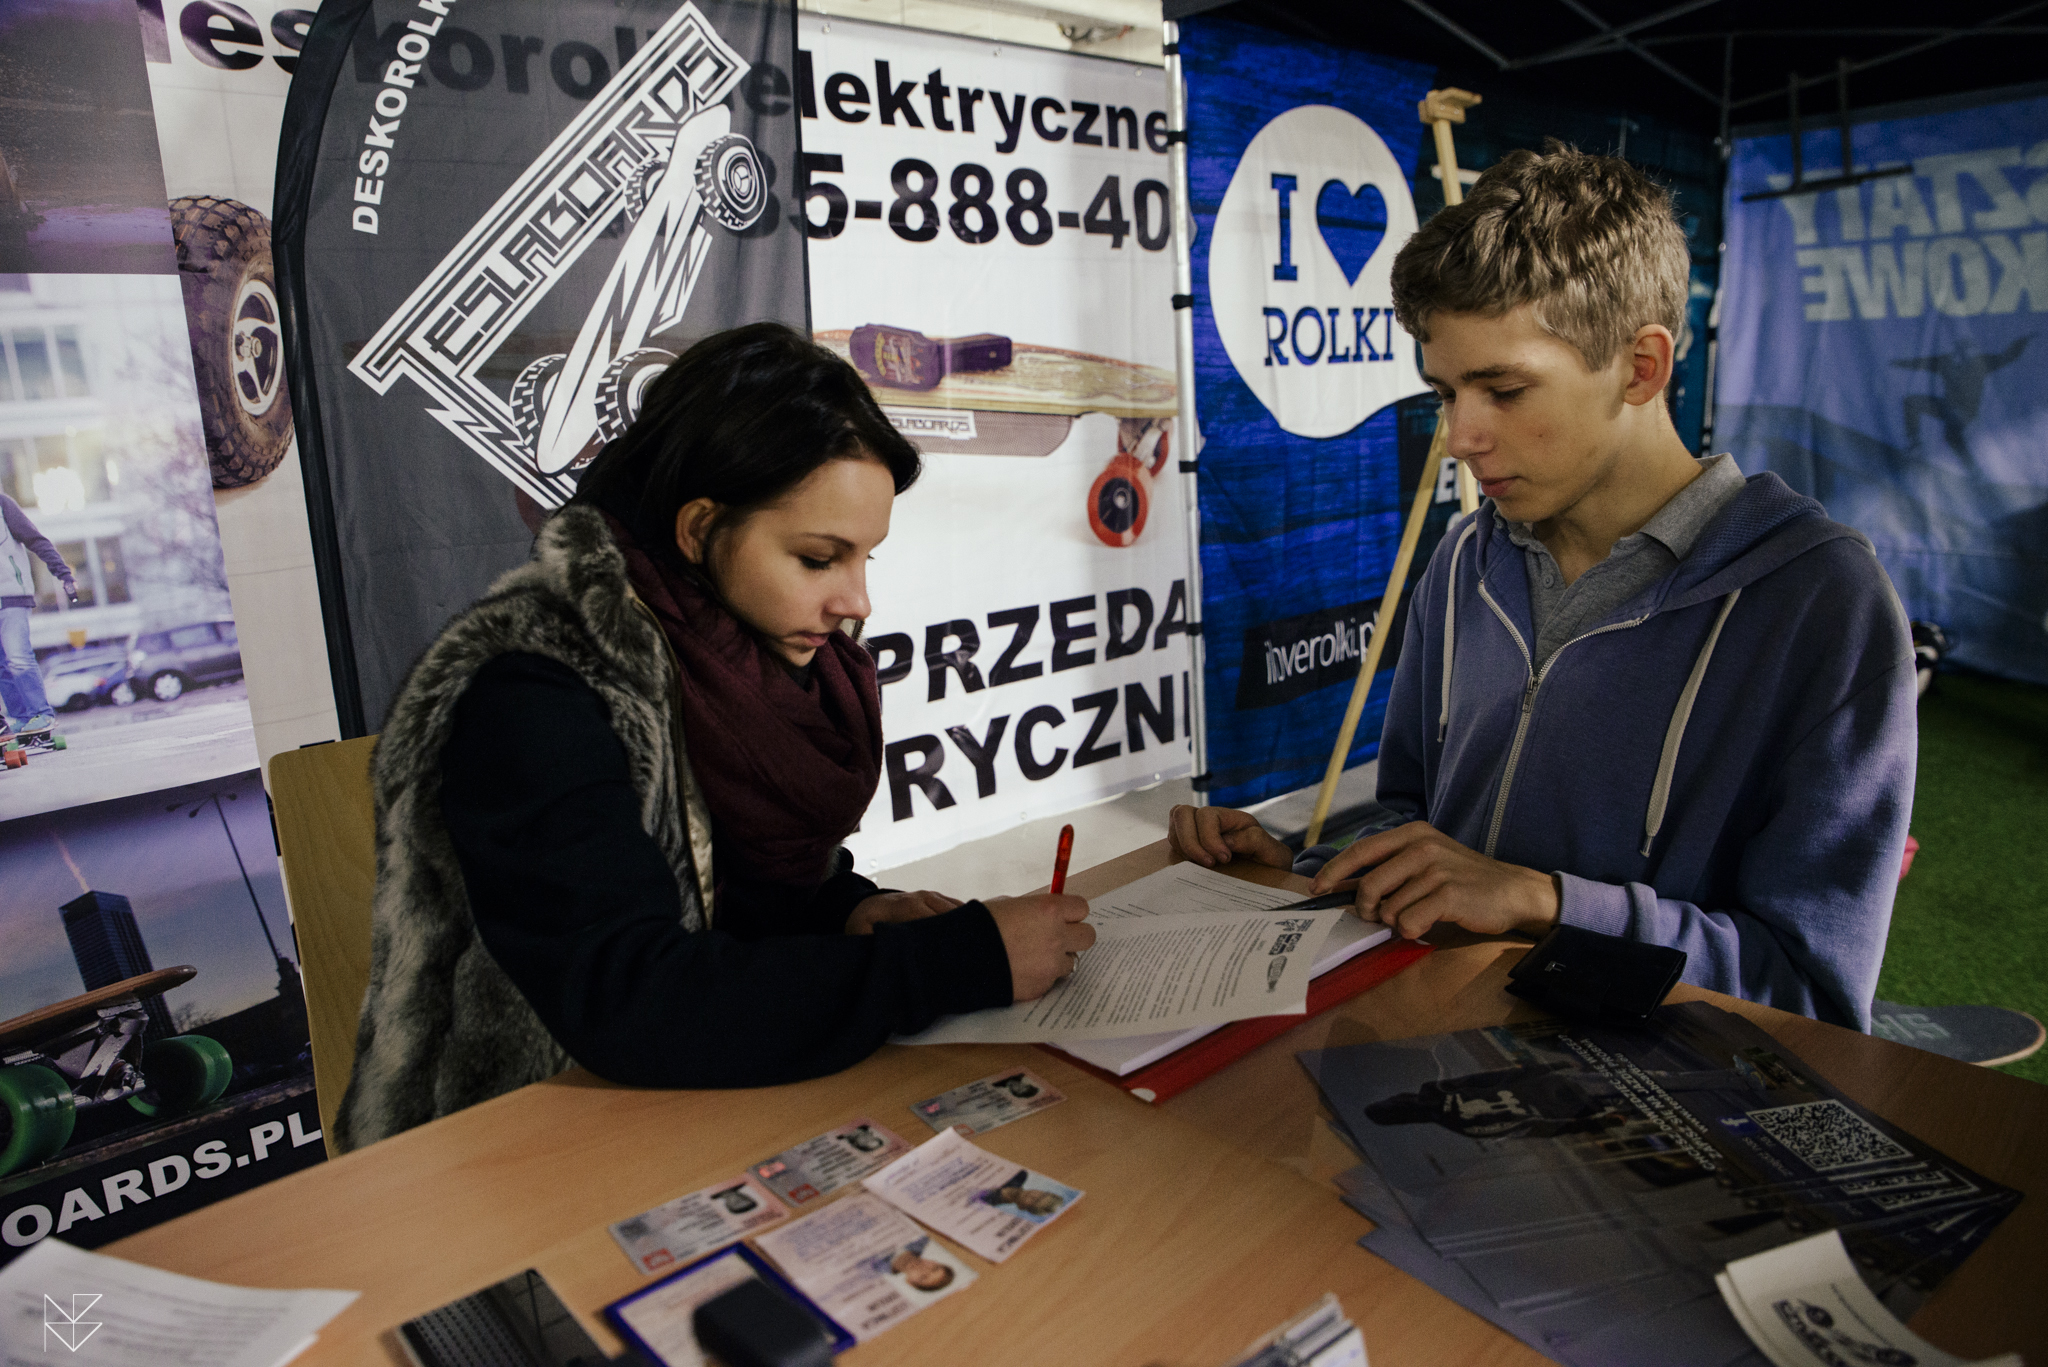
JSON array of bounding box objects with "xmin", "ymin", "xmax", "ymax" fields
[{"xmin": 333, "ymin": 507, "xmax": 716, "ymax": 1152}]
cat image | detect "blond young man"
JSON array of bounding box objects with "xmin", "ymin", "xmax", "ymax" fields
[{"xmin": 1172, "ymin": 146, "xmax": 1915, "ymax": 1031}]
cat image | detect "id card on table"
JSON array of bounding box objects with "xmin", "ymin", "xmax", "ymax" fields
[
  {"xmin": 609, "ymin": 1174, "xmax": 791, "ymax": 1274},
  {"xmin": 863, "ymin": 1127, "xmax": 1082, "ymax": 1263},
  {"xmin": 752, "ymin": 1191, "xmax": 977, "ymax": 1342},
  {"xmin": 911, "ymin": 1068, "xmax": 1066, "ymax": 1135},
  {"xmin": 748, "ymin": 1117, "xmax": 913, "ymax": 1207}
]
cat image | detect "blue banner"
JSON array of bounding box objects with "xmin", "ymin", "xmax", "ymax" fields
[
  {"xmin": 1181, "ymin": 17, "xmax": 1438, "ymax": 807},
  {"xmin": 1718, "ymin": 93, "xmax": 2048, "ymax": 686}
]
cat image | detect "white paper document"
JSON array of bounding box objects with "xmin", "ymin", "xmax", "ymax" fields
[
  {"xmin": 897, "ymin": 864, "xmax": 1347, "ymax": 1045},
  {"xmin": 753, "ymin": 1192, "xmax": 976, "ymax": 1343},
  {"xmin": 863, "ymin": 1128, "xmax": 1082, "ymax": 1263},
  {"xmin": 0, "ymin": 1239, "xmax": 356, "ymax": 1367},
  {"xmin": 1716, "ymin": 1230, "xmax": 2021, "ymax": 1367}
]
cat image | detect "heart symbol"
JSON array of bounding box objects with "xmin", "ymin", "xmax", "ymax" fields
[{"xmin": 1316, "ymin": 179, "xmax": 1387, "ymax": 288}]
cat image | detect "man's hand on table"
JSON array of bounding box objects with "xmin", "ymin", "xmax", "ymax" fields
[
  {"xmin": 1168, "ymin": 804, "xmax": 1295, "ymax": 871},
  {"xmin": 1311, "ymin": 821, "xmax": 1560, "ymax": 940}
]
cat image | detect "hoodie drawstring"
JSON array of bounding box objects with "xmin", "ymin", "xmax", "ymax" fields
[
  {"xmin": 1642, "ymin": 589, "xmax": 1743, "ymax": 857},
  {"xmin": 1439, "ymin": 520, "xmax": 1480, "ymax": 743}
]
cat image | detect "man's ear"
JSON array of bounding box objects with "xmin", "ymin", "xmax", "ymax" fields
[
  {"xmin": 1623, "ymin": 324, "xmax": 1677, "ymax": 407},
  {"xmin": 674, "ymin": 498, "xmax": 720, "ymax": 564}
]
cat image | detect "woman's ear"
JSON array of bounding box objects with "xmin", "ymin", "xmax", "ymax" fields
[{"xmin": 674, "ymin": 498, "xmax": 720, "ymax": 564}]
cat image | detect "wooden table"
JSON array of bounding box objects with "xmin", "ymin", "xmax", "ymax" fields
[
  {"xmin": 106, "ymin": 844, "xmax": 2045, "ymax": 1366},
  {"xmin": 1065, "ymin": 844, "xmax": 2048, "ymax": 1365}
]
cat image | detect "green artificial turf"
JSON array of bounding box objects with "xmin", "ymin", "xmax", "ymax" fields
[{"xmin": 1877, "ymin": 670, "xmax": 2048, "ymax": 1085}]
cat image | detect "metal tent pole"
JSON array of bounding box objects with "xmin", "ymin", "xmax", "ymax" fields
[{"xmin": 1164, "ymin": 19, "xmax": 1210, "ymax": 803}]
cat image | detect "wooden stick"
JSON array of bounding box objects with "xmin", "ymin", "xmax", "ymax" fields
[
  {"xmin": 1303, "ymin": 418, "xmax": 1446, "ymax": 848},
  {"xmin": 1419, "ymin": 88, "xmax": 1485, "ymax": 517}
]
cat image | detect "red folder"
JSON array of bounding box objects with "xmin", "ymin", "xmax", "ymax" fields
[{"xmin": 1040, "ymin": 937, "xmax": 1434, "ymax": 1104}]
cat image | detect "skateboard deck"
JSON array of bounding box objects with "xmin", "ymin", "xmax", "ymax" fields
[
  {"xmin": 0, "ymin": 966, "xmax": 196, "ymax": 1054},
  {"xmin": 816, "ymin": 331, "xmax": 1176, "ymax": 420}
]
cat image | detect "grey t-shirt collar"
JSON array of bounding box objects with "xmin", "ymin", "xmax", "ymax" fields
[{"xmin": 1505, "ymin": 453, "xmax": 1746, "ymax": 564}]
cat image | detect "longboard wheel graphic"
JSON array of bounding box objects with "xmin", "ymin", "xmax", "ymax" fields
[
  {"xmin": 1088, "ymin": 420, "xmax": 1172, "ymax": 548},
  {"xmin": 623, "ymin": 154, "xmax": 666, "ymax": 224},
  {"xmin": 596, "ymin": 347, "xmax": 678, "ymax": 443},
  {"xmin": 695, "ymin": 134, "xmax": 767, "ymax": 231},
  {"xmin": 126, "ymin": 1034, "xmax": 233, "ymax": 1118},
  {"xmin": 1, "ymin": 748, "xmax": 23, "ymax": 769},
  {"xmin": 0, "ymin": 1064, "xmax": 76, "ymax": 1178},
  {"xmin": 1088, "ymin": 454, "xmax": 1152, "ymax": 548},
  {"xmin": 511, "ymin": 354, "xmax": 567, "ymax": 470}
]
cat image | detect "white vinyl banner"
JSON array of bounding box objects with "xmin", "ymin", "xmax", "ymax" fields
[{"xmin": 800, "ymin": 17, "xmax": 1194, "ymax": 872}]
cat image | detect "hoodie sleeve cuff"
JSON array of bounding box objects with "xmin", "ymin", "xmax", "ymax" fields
[
  {"xmin": 874, "ymin": 900, "xmax": 1014, "ymax": 1019},
  {"xmin": 1555, "ymin": 871, "xmax": 1633, "ymax": 939}
]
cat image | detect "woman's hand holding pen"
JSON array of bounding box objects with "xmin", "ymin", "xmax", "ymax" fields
[
  {"xmin": 1310, "ymin": 821, "xmax": 1561, "ymax": 940},
  {"xmin": 846, "ymin": 890, "xmax": 962, "ymax": 935},
  {"xmin": 984, "ymin": 894, "xmax": 1095, "ymax": 1003}
]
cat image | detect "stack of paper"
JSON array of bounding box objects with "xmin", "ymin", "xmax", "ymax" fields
[
  {"xmin": 1303, "ymin": 1002, "xmax": 2019, "ymax": 1367},
  {"xmin": 896, "ymin": 863, "xmax": 1382, "ymax": 1053},
  {"xmin": 0, "ymin": 1240, "xmax": 356, "ymax": 1366}
]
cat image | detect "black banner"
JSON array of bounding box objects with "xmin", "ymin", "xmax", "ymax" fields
[{"xmin": 276, "ymin": 0, "xmax": 807, "ymax": 734}]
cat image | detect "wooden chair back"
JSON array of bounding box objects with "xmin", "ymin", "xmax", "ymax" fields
[{"xmin": 269, "ymin": 736, "xmax": 379, "ymax": 1158}]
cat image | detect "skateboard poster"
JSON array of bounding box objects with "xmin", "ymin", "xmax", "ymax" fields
[
  {"xmin": 0, "ymin": 0, "xmax": 267, "ymax": 824},
  {"xmin": 1178, "ymin": 17, "xmax": 1442, "ymax": 810},
  {"xmin": 1719, "ymin": 90, "xmax": 2048, "ymax": 687},
  {"xmin": 800, "ymin": 15, "xmax": 1196, "ymax": 872},
  {"xmin": 276, "ymin": 0, "xmax": 807, "ymax": 735},
  {"xmin": 135, "ymin": 0, "xmax": 342, "ymax": 764},
  {"xmin": 0, "ymin": 768, "xmax": 322, "ymax": 1269}
]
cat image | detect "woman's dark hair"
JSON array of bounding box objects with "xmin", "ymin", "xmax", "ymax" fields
[{"xmin": 571, "ymin": 322, "xmax": 920, "ymax": 574}]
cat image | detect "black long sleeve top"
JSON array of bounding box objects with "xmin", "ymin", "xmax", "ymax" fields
[{"xmin": 438, "ymin": 653, "xmax": 1013, "ymax": 1089}]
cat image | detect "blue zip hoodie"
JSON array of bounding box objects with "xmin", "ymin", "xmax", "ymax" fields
[{"xmin": 1374, "ymin": 470, "xmax": 1916, "ymax": 1031}]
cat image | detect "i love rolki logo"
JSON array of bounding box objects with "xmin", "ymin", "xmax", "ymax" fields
[{"xmin": 43, "ymin": 1293, "xmax": 102, "ymax": 1352}]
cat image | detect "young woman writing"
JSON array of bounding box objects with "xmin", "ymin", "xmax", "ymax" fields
[{"xmin": 335, "ymin": 324, "xmax": 1092, "ymax": 1151}]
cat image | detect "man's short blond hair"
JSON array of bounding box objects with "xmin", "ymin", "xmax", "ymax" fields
[{"xmin": 1390, "ymin": 143, "xmax": 1690, "ymax": 372}]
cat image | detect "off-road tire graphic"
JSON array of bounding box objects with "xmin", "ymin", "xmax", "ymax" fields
[
  {"xmin": 172, "ymin": 196, "xmax": 292, "ymax": 489},
  {"xmin": 696, "ymin": 134, "xmax": 767, "ymax": 230},
  {"xmin": 511, "ymin": 354, "xmax": 568, "ymax": 463},
  {"xmin": 596, "ymin": 347, "xmax": 678, "ymax": 443}
]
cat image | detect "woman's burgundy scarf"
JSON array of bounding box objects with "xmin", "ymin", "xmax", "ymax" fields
[{"xmin": 606, "ymin": 516, "xmax": 883, "ymax": 890}]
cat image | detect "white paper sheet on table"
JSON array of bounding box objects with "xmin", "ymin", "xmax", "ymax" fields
[
  {"xmin": 896, "ymin": 863, "xmax": 1347, "ymax": 1046},
  {"xmin": 0, "ymin": 1239, "xmax": 355, "ymax": 1367},
  {"xmin": 1716, "ymin": 1230, "xmax": 2021, "ymax": 1367}
]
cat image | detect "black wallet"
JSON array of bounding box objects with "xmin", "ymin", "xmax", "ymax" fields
[{"xmin": 1505, "ymin": 924, "xmax": 1686, "ymax": 1022}]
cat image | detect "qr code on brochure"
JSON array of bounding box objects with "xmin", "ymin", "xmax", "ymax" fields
[{"xmin": 1747, "ymin": 1099, "xmax": 1912, "ymax": 1171}]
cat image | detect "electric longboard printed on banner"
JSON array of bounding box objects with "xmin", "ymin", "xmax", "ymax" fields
[
  {"xmin": 0, "ymin": 968, "xmax": 234, "ymax": 1179},
  {"xmin": 815, "ymin": 327, "xmax": 1176, "ymax": 547},
  {"xmin": 347, "ymin": 3, "xmax": 765, "ymax": 505}
]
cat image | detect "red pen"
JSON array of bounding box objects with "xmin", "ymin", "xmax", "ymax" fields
[{"xmin": 1049, "ymin": 823, "xmax": 1075, "ymax": 895}]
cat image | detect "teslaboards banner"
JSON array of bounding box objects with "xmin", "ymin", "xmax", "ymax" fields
[
  {"xmin": 800, "ymin": 17, "xmax": 1195, "ymax": 871},
  {"xmin": 277, "ymin": 0, "xmax": 806, "ymax": 733},
  {"xmin": 1718, "ymin": 92, "xmax": 2048, "ymax": 686},
  {"xmin": 1180, "ymin": 18, "xmax": 1440, "ymax": 808}
]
